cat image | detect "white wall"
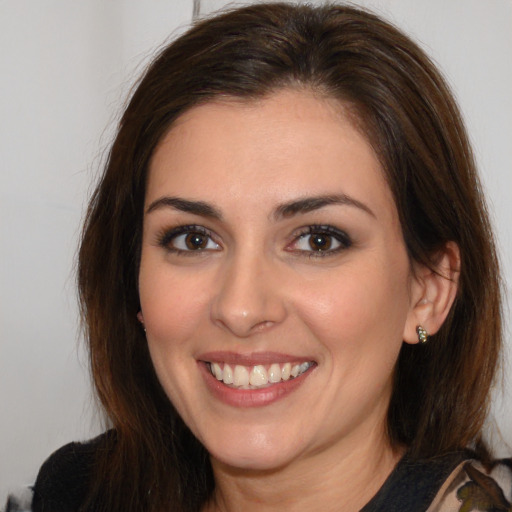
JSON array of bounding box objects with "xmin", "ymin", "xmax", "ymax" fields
[
  {"xmin": 0, "ymin": 1, "xmax": 194, "ymax": 502},
  {"xmin": 1, "ymin": 0, "xmax": 511, "ymax": 504}
]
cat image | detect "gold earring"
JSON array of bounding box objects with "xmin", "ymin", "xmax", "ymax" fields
[{"xmin": 416, "ymin": 325, "xmax": 428, "ymax": 344}]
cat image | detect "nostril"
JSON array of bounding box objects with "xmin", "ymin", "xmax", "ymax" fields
[
  {"xmin": 253, "ymin": 320, "xmax": 274, "ymax": 332},
  {"xmin": 210, "ymin": 265, "xmax": 288, "ymax": 337}
]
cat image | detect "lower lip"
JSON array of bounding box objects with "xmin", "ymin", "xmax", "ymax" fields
[{"xmin": 199, "ymin": 362, "xmax": 313, "ymax": 408}]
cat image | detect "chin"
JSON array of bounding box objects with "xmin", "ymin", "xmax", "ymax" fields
[
  {"xmin": 203, "ymin": 428, "xmax": 304, "ymax": 472},
  {"xmin": 210, "ymin": 448, "xmax": 297, "ymax": 472}
]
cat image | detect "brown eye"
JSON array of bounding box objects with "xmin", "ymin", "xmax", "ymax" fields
[
  {"xmin": 308, "ymin": 233, "xmax": 332, "ymax": 251},
  {"xmin": 289, "ymin": 225, "xmax": 352, "ymax": 257},
  {"xmin": 159, "ymin": 226, "xmax": 220, "ymax": 253},
  {"xmin": 185, "ymin": 233, "xmax": 208, "ymax": 250}
]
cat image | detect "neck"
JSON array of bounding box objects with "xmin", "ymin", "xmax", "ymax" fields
[{"xmin": 203, "ymin": 426, "xmax": 404, "ymax": 512}]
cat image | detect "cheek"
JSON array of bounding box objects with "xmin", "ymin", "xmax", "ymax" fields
[
  {"xmin": 138, "ymin": 260, "xmax": 210, "ymax": 349},
  {"xmin": 293, "ymin": 258, "xmax": 411, "ymax": 360},
  {"xmin": 138, "ymin": 262, "xmax": 211, "ymax": 416}
]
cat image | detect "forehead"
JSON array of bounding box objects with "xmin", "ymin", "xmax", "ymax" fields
[{"xmin": 147, "ymin": 89, "xmax": 395, "ymax": 222}]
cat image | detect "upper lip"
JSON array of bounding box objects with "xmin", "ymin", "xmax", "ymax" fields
[{"xmin": 197, "ymin": 351, "xmax": 315, "ymax": 366}]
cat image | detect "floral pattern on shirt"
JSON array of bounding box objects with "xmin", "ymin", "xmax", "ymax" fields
[{"xmin": 457, "ymin": 462, "xmax": 512, "ymax": 512}]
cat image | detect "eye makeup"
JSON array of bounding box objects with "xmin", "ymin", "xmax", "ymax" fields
[
  {"xmin": 155, "ymin": 221, "xmax": 352, "ymax": 258},
  {"xmin": 287, "ymin": 224, "xmax": 353, "ymax": 258},
  {"xmin": 156, "ymin": 224, "xmax": 220, "ymax": 255}
]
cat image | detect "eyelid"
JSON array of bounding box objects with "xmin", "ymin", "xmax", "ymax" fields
[
  {"xmin": 154, "ymin": 223, "xmax": 351, "ymax": 257},
  {"xmin": 156, "ymin": 224, "xmax": 221, "ymax": 254},
  {"xmin": 287, "ymin": 224, "xmax": 352, "ymax": 256}
]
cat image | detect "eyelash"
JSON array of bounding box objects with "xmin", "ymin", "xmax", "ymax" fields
[
  {"xmin": 289, "ymin": 225, "xmax": 352, "ymax": 258},
  {"xmin": 156, "ymin": 224, "xmax": 352, "ymax": 257},
  {"xmin": 156, "ymin": 225, "xmax": 220, "ymax": 256}
]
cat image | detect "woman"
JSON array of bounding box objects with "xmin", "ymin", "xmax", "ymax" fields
[{"xmin": 31, "ymin": 3, "xmax": 511, "ymax": 512}]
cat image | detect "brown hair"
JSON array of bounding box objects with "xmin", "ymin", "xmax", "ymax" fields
[{"xmin": 78, "ymin": 3, "xmax": 502, "ymax": 511}]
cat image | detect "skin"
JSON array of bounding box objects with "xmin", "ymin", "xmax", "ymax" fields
[{"xmin": 138, "ymin": 89, "xmax": 457, "ymax": 511}]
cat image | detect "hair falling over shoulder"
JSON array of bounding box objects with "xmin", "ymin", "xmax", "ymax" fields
[{"xmin": 77, "ymin": 3, "xmax": 503, "ymax": 511}]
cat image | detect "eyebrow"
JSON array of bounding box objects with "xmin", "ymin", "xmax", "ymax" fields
[
  {"xmin": 145, "ymin": 193, "xmax": 375, "ymax": 221},
  {"xmin": 273, "ymin": 194, "xmax": 375, "ymax": 219},
  {"xmin": 146, "ymin": 197, "xmax": 223, "ymax": 219}
]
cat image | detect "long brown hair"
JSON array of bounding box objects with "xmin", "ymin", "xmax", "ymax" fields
[{"xmin": 78, "ymin": 3, "xmax": 502, "ymax": 511}]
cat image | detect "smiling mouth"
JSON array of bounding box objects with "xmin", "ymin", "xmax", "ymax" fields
[{"xmin": 206, "ymin": 361, "xmax": 314, "ymax": 389}]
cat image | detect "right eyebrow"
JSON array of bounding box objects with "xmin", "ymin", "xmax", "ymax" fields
[{"xmin": 145, "ymin": 196, "xmax": 223, "ymax": 220}]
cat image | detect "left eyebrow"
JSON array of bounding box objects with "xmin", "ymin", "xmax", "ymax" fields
[{"xmin": 273, "ymin": 194, "xmax": 375, "ymax": 219}]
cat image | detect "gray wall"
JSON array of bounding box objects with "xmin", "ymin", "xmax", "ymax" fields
[{"xmin": 1, "ymin": 0, "xmax": 511, "ymax": 504}]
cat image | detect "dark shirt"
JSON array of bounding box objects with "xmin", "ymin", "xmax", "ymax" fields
[
  {"xmin": 30, "ymin": 434, "xmax": 512, "ymax": 512},
  {"xmin": 32, "ymin": 434, "xmax": 106, "ymax": 512}
]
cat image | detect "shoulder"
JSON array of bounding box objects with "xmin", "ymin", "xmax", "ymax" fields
[
  {"xmin": 32, "ymin": 431, "xmax": 114, "ymax": 512},
  {"xmin": 428, "ymin": 457, "xmax": 512, "ymax": 512},
  {"xmin": 363, "ymin": 451, "xmax": 512, "ymax": 512}
]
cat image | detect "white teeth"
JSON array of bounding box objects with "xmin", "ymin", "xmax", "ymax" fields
[
  {"xmin": 233, "ymin": 365, "xmax": 250, "ymax": 387},
  {"xmin": 249, "ymin": 365, "xmax": 268, "ymax": 386},
  {"xmin": 268, "ymin": 363, "xmax": 282, "ymax": 383},
  {"xmin": 282, "ymin": 363, "xmax": 291, "ymax": 381},
  {"xmin": 208, "ymin": 361, "xmax": 313, "ymax": 389},
  {"xmin": 212, "ymin": 362, "xmax": 223, "ymax": 380},
  {"xmin": 299, "ymin": 362, "xmax": 311, "ymax": 373},
  {"xmin": 223, "ymin": 364, "xmax": 233, "ymax": 384}
]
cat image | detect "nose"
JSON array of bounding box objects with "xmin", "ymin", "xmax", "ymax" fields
[{"xmin": 211, "ymin": 252, "xmax": 287, "ymax": 338}]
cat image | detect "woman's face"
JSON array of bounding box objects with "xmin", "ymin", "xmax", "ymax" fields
[{"xmin": 138, "ymin": 89, "xmax": 421, "ymax": 471}]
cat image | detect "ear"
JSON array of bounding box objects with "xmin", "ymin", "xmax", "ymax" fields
[
  {"xmin": 403, "ymin": 242, "xmax": 460, "ymax": 344},
  {"xmin": 137, "ymin": 311, "xmax": 145, "ymax": 325}
]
